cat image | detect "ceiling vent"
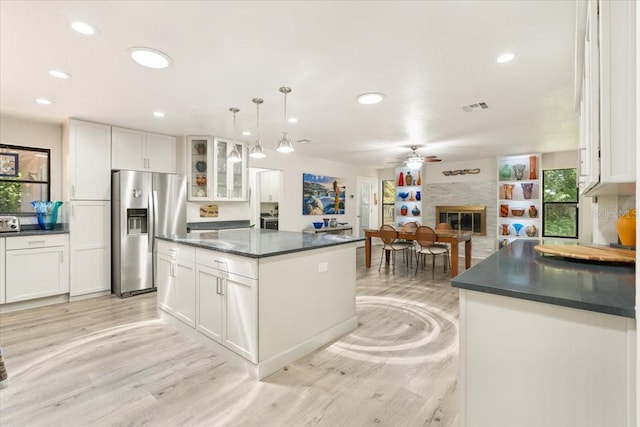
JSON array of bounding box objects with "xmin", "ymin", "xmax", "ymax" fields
[{"xmin": 462, "ymin": 102, "xmax": 489, "ymax": 112}]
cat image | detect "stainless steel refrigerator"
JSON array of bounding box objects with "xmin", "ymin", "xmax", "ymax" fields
[{"xmin": 112, "ymin": 170, "xmax": 187, "ymax": 297}]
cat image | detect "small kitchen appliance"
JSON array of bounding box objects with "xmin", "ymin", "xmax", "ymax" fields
[{"xmin": 0, "ymin": 215, "xmax": 20, "ymax": 233}]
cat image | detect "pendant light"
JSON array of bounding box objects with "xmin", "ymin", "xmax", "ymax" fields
[
  {"xmin": 249, "ymin": 98, "xmax": 266, "ymax": 158},
  {"xmin": 276, "ymin": 86, "xmax": 294, "ymax": 153},
  {"xmin": 228, "ymin": 107, "xmax": 242, "ymax": 163}
]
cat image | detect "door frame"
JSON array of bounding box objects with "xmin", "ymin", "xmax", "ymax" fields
[{"xmin": 355, "ymin": 176, "xmax": 378, "ymax": 246}]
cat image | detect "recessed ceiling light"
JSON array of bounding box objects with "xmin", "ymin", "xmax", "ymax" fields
[
  {"xmin": 49, "ymin": 70, "xmax": 71, "ymax": 79},
  {"xmin": 71, "ymin": 21, "xmax": 97, "ymax": 36},
  {"xmin": 35, "ymin": 98, "xmax": 53, "ymax": 105},
  {"xmin": 128, "ymin": 47, "xmax": 172, "ymax": 69},
  {"xmin": 497, "ymin": 52, "xmax": 515, "ymax": 63},
  {"xmin": 153, "ymin": 111, "xmax": 165, "ymax": 118},
  {"xmin": 242, "ymin": 131, "xmax": 251, "ymax": 136},
  {"xmin": 357, "ymin": 92, "xmax": 385, "ymax": 105},
  {"xmin": 288, "ymin": 117, "xmax": 298, "ymax": 123}
]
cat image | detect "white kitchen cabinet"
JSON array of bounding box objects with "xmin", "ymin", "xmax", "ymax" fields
[
  {"xmin": 111, "ymin": 127, "xmax": 177, "ymax": 174},
  {"xmin": 260, "ymin": 170, "xmax": 281, "ymax": 203},
  {"xmin": 63, "ymin": 119, "xmax": 112, "ymax": 200},
  {"xmin": 186, "ymin": 135, "xmax": 214, "ymax": 201},
  {"xmin": 213, "ymin": 137, "xmax": 248, "ymax": 201},
  {"xmin": 579, "ymin": 0, "xmax": 636, "ymax": 196},
  {"xmin": 156, "ymin": 241, "xmax": 196, "ymax": 327},
  {"xmin": 196, "ymin": 262, "xmax": 258, "ymax": 363},
  {"xmin": 5, "ymin": 234, "xmax": 69, "ymax": 303},
  {"xmin": 0, "ymin": 238, "xmax": 5, "ymax": 304},
  {"xmin": 69, "ymin": 201, "xmax": 110, "ymax": 296}
]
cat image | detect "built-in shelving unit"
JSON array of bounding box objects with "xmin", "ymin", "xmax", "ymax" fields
[
  {"xmin": 394, "ymin": 166, "xmax": 422, "ymax": 227},
  {"xmin": 497, "ymin": 154, "xmax": 541, "ymax": 247}
]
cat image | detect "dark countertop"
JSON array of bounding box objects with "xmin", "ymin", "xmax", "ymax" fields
[
  {"xmin": 187, "ymin": 220, "xmax": 251, "ymax": 231},
  {"xmin": 0, "ymin": 223, "xmax": 69, "ymax": 237},
  {"xmin": 157, "ymin": 228, "xmax": 364, "ymax": 258},
  {"xmin": 451, "ymin": 239, "xmax": 636, "ymax": 318}
]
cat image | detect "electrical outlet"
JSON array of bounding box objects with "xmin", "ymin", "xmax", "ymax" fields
[{"xmin": 318, "ymin": 262, "xmax": 328, "ymax": 273}]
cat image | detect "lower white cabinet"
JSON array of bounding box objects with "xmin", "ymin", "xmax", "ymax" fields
[
  {"xmin": 156, "ymin": 241, "xmax": 196, "ymax": 327},
  {"xmin": 5, "ymin": 234, "xmax": 69, "ymax": 303},
  {"xmin": 69, "ymin": 201, "xmax": 111, "ymax": 296},
  {"xmin": 196, "ymin": 264, "xmax": 258, "ymax": 363}
]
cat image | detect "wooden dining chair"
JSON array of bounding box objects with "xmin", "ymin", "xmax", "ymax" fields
[
  {"xmin": 378, "ymin": 225, "xmax": 413, "ymax": 272},
  {"xmin": 435, "ymin": 222, "xmax": 453, "ymax": 231},
  {"xmin": 414, "ymin": 225, "xmax": 450, "ymax": 278}
]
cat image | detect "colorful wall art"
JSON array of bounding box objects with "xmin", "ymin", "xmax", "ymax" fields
[{"xmin": 302, "ymin": 173, "xmax": 345, "ymax": 215}]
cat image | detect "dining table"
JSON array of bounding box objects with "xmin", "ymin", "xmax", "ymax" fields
[{"xmin": 364, "ymin": 228, "xmax": 472, "ymax": 277}]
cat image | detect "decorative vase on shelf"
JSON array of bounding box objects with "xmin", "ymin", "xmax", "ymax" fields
[
  {"xmin": 503, "ymin": 184, "xmax": 515, "ymax": 200},
  {"xmin": 521, "ymin": 183, "xmax": 534, "ymax": 199},
  {"xmin": 512, "ymin": 164, "xmax": 526, "ymax": 180},
  {"xmin": 525, "ymin": 225, "xmax": 537, "ymax": 237},
  {"xmin": 409, "ymin": 191, "xmax": 415, "ymax": 201},
  {"xmin": 529, "ymin": 155, "xmax": 537, "ymax": 180},
  {"xmin": 400, "ymin": 205, "xmax": 408, "ymax": 216},
  {"xmin": 500, "ymin": 164, "xmax": 512, "ymax": 181},
  {"xmin": 405, "ymin": 171, "xmax": 413, "ymax": 186},
  {"xmin": 417, "ymin": 170, "xmax": 422, "ymax": 185},
  {"xmin": 398, "ymin": 172, "xmax": 404, "ymax": 186},
  {"xmin": 500, "ymin": 204, "xmax": 509, "ymax": 217},
  {"xmin": 501, "ymin": 224, "xmax": 510, "ymax": 235},
  {"xmin": 616, "ymin": 209, "xmax": 636, "ymax": 246},
  {"xmin": 528, "ymin": 205, "xmax": 538, "ymax": 218},
  {"xmin": 415, "ymin": 191, "xmax": 421, "ymax": 201},
  {"xmin": 513, "ymin": 223, "xmax": 524, "ymax": 236},
  {"xmin": 411, "ymin": 206, "xmax": 421, "ymax": 216}
]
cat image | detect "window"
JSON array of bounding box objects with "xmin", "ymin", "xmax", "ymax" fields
[
  {"xmin": 542, "ymin": 168, "xmax": 578, "ymax": 238},
  {"xmin": 381, "ymin": 180, "xmax": 395, "ymax": 225},
  {"xmin": 436, "ymin": 205, "xmax": 486, "ymax": 236},
  {"xmin": 0, "ymin": 144, "xmax": 51, "ymax": 214}
]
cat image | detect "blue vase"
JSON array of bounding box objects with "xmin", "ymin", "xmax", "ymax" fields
[
  {"xmin": 415, "ymin": 191, "xmax": 421, "ymax": 201},
  {"xmin": 32, "ymin": 201, "xmax": 63, "ymax": 230}
]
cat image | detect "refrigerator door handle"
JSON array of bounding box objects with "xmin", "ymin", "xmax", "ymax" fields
[{"xmin": 148, "ymin": 190, "xmax": 156, "ymax": 253}]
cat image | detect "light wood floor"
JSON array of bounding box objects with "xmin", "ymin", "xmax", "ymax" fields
[{"xmin": 0, "ymin": 247, "xmax": 461, "ymax": 426}]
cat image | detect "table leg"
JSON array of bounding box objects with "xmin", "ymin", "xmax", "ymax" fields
[
  {"xmin": 465, "ymin": 239, "xmax": 472, "ymax": 269},
  {"xmin": 450, "ymin": 242, "xmax": 459, "ymax": 277},
  {"xmin": 365, "ymin": 236, "xmax": 372, "ymax": 268}
]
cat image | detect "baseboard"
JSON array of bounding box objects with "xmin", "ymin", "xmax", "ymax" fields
[
  {"xmin": 0, "ymin": 294, "xmax": 68, "ymax": 313},
  {"xmin": 69, "ymin": 290, "xmax": 111, "ymax": 302}
]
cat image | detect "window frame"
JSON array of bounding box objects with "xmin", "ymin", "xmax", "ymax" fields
[
  {"xmin": 542, "ymin": 168, "xmax": 579, "ymax": 239},
  {"xmin": 381, "ymin": 179, "xmax": 395, "ymax": 226},
  {"xmin": 0, "ymin": 143, "xmax": 51, "ymax": 214}
]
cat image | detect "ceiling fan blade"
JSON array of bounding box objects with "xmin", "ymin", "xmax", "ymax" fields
[{"xmin": 426, "ymin": 158, "xmax": 442, "ymax": 162}]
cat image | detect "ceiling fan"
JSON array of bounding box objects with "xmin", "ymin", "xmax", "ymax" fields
[{"xmin": 387, "ymin": 145, "xmax": 442, "ymax": 169}]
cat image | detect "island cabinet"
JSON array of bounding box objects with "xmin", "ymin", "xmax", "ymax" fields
[
  {"xmin": 156, "ymin": 240, "xmax": 196, "ymax": 327},
  {"xmin": 5, "ymin": 234, "xmax": 69, "ymax": 303},
  {"xmin": 155, "ymin": 230, "xmax": 359, "ymax": 380}
]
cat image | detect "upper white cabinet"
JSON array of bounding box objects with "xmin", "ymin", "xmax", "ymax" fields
[
  {"xmin": 185, "ymin": 136, "xmax": 248, "ymax": 201},
  {"xmin": 63, "ymin": 119, "xmax": 112, "ymax": 200},
  {"xmin": 579, "ymin": 0, "xmax": 636, "ymax": 196},
  {"xmin": 112, "ymin": 127, "xmax": 176, "ymax": 174},
  {"xmin": 260, "ymin": 170, "xmax": 281, "ymax": 203}
]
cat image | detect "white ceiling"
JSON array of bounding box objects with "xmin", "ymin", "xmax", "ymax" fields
[{"xmin": 0, "ymin": 1, "xmax": 579, "ymax": 169}]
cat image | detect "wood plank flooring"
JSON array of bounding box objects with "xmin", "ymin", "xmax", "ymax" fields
[{"xmin": 0, "ymin": 247, "xmax": 461, "ymax": 426}]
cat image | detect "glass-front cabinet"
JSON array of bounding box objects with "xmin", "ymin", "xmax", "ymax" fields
[
  {"xmin": 213, "ymin": 138, "xmax": 247, "ymax": 201},
  {"xmin": 186, "ymin": 136, "xmax": 248, "ymax": 202}
]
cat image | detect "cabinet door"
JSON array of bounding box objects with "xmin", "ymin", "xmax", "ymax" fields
[
  {"xmin": 69, "ymin": 201, "xmax": 111, "ymax": 296},
  {"xmin": 147, "ymin": 133, "xmax": 176, "ymax": 174},
  {"xmin": 0, "ymin": 238, "xmax": 5, "ymax": 304},
  {"xmin": 66, "ymin": 120, "xmax": 111, "ymax": 200},
  {"xmin": 186, "ymin": 136, "xmax": 214, "ymax": 201},
  {"xmin": 196, "ymin": 265, "xmax": 223, "ymax": 343},
  {"xmin": 6, "ymin": 244, "xmax": 69, "ymax": 303},
  {"xmin": 260, "ymin": 171, "xmax": 280, "ymax": 203},
  {"xmin": 156, "ymin": 253, "xmax": 175, "ymax": 314},
  {"xmin": 213, "ymin": 138, "xmax": 247, "ymax": 201},
  {"xmin": 112, "ymin": 127, "xmax": 146, "ymax": 171},
  {"xmin": 173, "ymin": 261, "xmax": 196, "ymax": 327},
  {"xmin": 223, "ymin": 275, "xmax": 258, "ymax": 362}
]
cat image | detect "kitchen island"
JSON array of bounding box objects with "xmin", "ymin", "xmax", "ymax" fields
[
  {"xmin": 452, "ymin": 239, "xmax": 635, "ymax": 427},
  {"xmin": 155, "ymin": 229, "xmax": 363, "ymax": 380}
]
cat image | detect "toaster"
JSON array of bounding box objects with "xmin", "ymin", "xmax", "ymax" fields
[{"xmin": 0, "ymin": 216, "xmax": 20, "ymax": 232}]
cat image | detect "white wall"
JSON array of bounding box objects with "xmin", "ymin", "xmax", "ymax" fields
[{"xmin": 0, "ymin": 114, "xmax": 63, "ymax": 201}]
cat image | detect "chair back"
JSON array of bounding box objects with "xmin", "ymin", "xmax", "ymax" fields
[
  {"xmin": 379, "ymin": 225, "xmax": 399, "ymax": 249},
  {"xmin": 401, "ymin": 221, "xmax": 419, "ymax": 233},
  {"xmin": 415, "ymin": 226, "xmax": 438, "ymax": 249},
  {"xmin": 435, "ymin": 222, "xmax": 453, "ymax": 231}
]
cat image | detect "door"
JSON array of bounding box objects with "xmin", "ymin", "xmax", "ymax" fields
[
  {"xmin": 6, "ymin": 245, "xmax": 68, "ymax": 302},
  {"xmin": 68, "ymin": 120, "xmax": 111, "ymax": 200},
  {"xmin": 223, "ymin": 274, "xmax": 258, "ymax": 362},
  {"xmin": 196, "ymin": 265, "xmax": 224, "ymax": 343},
  {"xmin": 173, "ymin": 261, "xmax": 196, "ymax": 327},
  {"xmin": 147, "ymin": 133, "xmax": 177, "ymax": 174},
  {"xmin": 356, "ymin": 177, "xmax": 376, "ymax": 241},
  {"xmin": 156, "ymin": 252, "xmax": 175, "ymax": 313},
  {"xmin": 112, "ymin": 127, "xmax": 146, "ymax": 171}
]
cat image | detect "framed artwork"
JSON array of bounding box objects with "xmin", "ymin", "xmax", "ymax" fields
[
  {"xmin": 0, "ymin": 153, "xmax": 18, "ymax": 177},
  {"xmin": 302, "ymin": 173, "xmax": 345, "ymax": 215}
]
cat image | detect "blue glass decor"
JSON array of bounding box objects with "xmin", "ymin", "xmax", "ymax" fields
[
  {"xmin": 31, "ymin": 200, "xmax": 63, "ymax": 230},
  {"xmin": 512, "ymin": 223, "xmax": 524, "ymax": 236}
]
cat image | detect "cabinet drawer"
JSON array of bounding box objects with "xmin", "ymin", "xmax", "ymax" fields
[
  {"xmin": 196, "ymin": 248, "xmax": 258, "ymax": 280},
  {"xmin": 156, "ymin": 240, "xmax": 196, "ymax": 263},
  {"xmin": 6, "ymin": 234, "xmax": 68, "ymax": 250}
]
